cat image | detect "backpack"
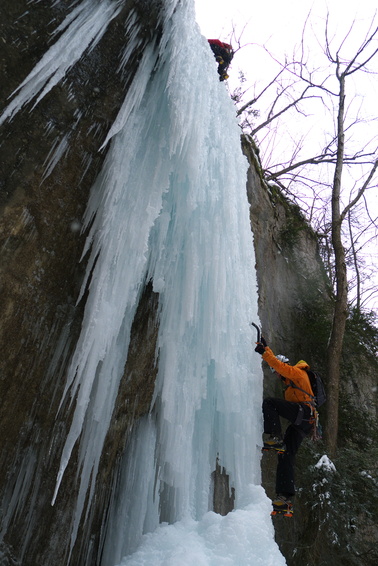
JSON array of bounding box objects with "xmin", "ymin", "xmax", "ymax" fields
[
  {"xmin": 288, "ymin": 369, "xmax": 326, "ymax": 441},
  {"xmin": 288, "ymin": 369, "xmax": 327, "ymax": 408},
  {"xmin": 305, "ymin": 370, "xmax": 327, "ymax": 408}
]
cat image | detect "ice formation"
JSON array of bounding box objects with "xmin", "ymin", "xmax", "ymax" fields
[{"xmin": 2, "ymin": 0, "xmax": 286, "ymax": 564}]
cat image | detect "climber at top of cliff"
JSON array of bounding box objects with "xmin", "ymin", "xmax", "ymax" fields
[{"xmin": 208, "ymin": 39, "xmax": 234, "ymax": 81}]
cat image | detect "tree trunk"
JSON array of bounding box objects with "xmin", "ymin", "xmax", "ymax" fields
[
  {"xmin": 348, "ymin": 211, "xmax": 361, "ymax": 311},
  {"xmin": 325, "ymin": 245, "xmax": 348, "ymax": 457},
  {"xmin": 325, "ymin": 72, "xmax": 349, "ymax": 458}
]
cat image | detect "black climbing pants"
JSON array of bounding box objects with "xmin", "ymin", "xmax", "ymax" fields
[
  {"xmin": 209, "ymin": 44, "xmax": 232, "ymax": 76},
  {"xmin": 263, "ymin": 397, "xmax": 312, "ymax": 497}
]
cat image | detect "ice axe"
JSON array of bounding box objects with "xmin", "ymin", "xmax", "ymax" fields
[
  {"xmin": 251, "ymin": 322, "xmax": 261, "ymax": 343},
  {"xmin": 251, "ymin": 322, "xmax": 267, "ymax": 347}
]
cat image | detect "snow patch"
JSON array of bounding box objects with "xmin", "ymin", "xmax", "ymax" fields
[
  {"xmin": 116, "ymin": 487, "xmax": 285, "ymax": 566},
  {"xmin": 315, "ymin": 455, "xmax": 336, "ymax": 473}
]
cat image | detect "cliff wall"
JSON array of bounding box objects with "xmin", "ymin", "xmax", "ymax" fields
[
  {"xmin": 242, "ymin": 136, "xmax": 332, "ymax": 386},
  {"xmin": 0, "ymin": 2, "xmax": 163, "ymax": 564},
  {"xmin": 243, "ymin": 134, "xmax": 378, "ymax": 566}
]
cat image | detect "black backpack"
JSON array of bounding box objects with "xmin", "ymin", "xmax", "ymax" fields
[
  {"xmin": 288, "ymin": 369, "xmax": 327, "ymax": 408},
  {"xmin": 304, "ymin": 369, "xmax": 327, "ymax": 408}
]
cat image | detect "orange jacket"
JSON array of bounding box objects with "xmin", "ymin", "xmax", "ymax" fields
[{"xmin": 262, "ymin": 347, "xmax": 314, "ymax": 406}]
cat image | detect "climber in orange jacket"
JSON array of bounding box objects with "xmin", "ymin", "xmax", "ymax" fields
[
  {"xmin": 255, "ymin": 339, "xmax": 314, "ymax": 515},
  {"xmin": 208, "ymin": 39, "xmax": 234, "ymax": 81},
  {"xmin": 263, "ymin": 347, "xmax": 314, "ymax": 405}
]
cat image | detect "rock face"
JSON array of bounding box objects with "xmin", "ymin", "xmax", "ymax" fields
[
  {"xmin": 0, "ymin": 2, "xmax": 163, "ymax": 564},
  {"xmin": 242, "ymin": 136, "xmax": 331, "ymax": 389}
]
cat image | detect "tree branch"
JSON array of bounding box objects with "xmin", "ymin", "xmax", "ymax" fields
[{"xmin": 340, "ymin": 159, "xmax": 378, "ymax": 222}]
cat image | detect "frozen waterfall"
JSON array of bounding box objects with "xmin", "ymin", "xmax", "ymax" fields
[{"xmin": 1, "ymin": 0, "xmax": 286, "ymax": 564}]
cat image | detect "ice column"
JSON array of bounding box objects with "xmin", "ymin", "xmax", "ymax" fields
[{"xmin": 93, "ymin": 1, "xmax": 266, "ymax": 564}]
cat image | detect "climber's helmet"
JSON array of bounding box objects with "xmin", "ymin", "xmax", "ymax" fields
[{"xmin": 270, "ymin": 354, "xmax": 289, "ymax": 373}]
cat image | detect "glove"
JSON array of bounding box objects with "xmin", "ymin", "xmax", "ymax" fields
[
  {"xmin": 254, "ymin": 342, "xmax": 266, "ymax": 355},
  {"xmin": 261, "ymin": 336, "xmax": 267, "ymax": 347}
]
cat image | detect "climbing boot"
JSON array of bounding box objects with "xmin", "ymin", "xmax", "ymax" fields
[
  {"xmin": 262, "ymin": 435, "xmax": 286, "ymax": 453},
  {"xmin": 271, "ymin": 495, "xmax": 293, "ymax": 517}
]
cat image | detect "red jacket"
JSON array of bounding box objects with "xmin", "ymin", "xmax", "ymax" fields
[
  {"xmin": 208, "ymin": 39, "xmax": 233, "ymax": 51},
  {"xmin": 262, "ymin": 347, "xmax": 314, "ymax": 406}
]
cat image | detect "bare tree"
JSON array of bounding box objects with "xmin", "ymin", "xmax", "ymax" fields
[
  {"xmin": 346, "ymin": 208, "xmax": 378, "ymax": 311},
  {"xmin": 235, "ymin": 17, "xmax": 378, "ymax": 456},
  {"xmin": 320, "ymin": 18, "xmax": 378, "ymax": 455}
]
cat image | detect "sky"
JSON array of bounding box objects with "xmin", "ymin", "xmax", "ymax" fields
[
  {"xmin": 195, "ymin": 0, "xmax": 378, "ymax": 311},
  {"xmin": 194, "ymin": 0, "xmax": 378, "ymax": 52},
  {"xmin": 194, "ymin": 0, "xmax": 378, "ymax": 141}
]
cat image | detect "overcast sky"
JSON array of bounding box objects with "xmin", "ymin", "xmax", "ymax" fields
[
  {"xmin": 194, "ymin": 0, "xmax": 377, "ymax": 49},
  {"xmin": 195, "ymin": 0, "xmax": 378, "ymax": 94},
  {"xmin": 195, "ymin": 0, "xmax": 378, "ymax": 198},
  {"xmin": 195, "ymin": 0, "xmax": 378, "ymax": 310}
]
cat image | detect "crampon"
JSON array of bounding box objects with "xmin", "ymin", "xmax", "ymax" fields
[
  {"xmin": 262, "ymin": 438, "xmax": 286, "ymax": 454},
  {"xmin": 271, "ymin": 499, "xmax": 293, "ymax": 518}
]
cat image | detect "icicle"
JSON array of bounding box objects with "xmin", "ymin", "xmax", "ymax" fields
[
  {"xmin": 41, "ymin": 135, "xmax": 70, "ymax": 182},
  {"xmin": 44, "ymin": 0, "xmax": 283, "ymax": 564},
  {"xmin": 0, "ymin": 0, "xmax": 122, "ymax": 126}
]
